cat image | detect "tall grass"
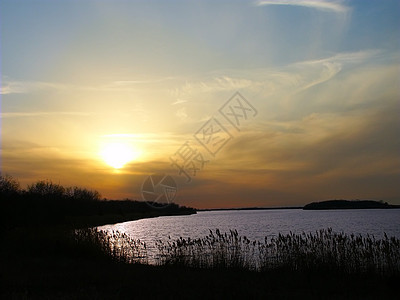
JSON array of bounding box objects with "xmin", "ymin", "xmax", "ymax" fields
[
  {"xmin": 73, "ymin": 228, "xmax": 148, "ymax": 264},
  {"xmin": 72, "ymin": 228, "xmax": 399, "ymax": 275},
  {"xmin": 155, "ymin": 229, "xmax": 257, "ymax": 270},
  {"xmin": 257, "ymin": 229, "xmax": 400, "ymax": 275},
  {"xmin": 155, "ymin": 229, "xmax": 400, "ymax": 275}
]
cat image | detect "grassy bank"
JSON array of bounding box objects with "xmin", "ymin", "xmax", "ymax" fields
[
  {"xmin": 3, "ymin": 253, "xmax": 398, "ymax": 299},
  {"xmin": 2, "ymin": 227, "xmax": 398, "ymax": 299}
]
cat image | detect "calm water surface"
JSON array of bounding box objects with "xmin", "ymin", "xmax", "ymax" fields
[{"xmin": 99, "ymin": 209, "xmax": 400, "ymax": 258}]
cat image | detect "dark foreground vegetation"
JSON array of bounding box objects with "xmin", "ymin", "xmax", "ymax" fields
[
  {"xmin": 2, "ymin": 227, "xmax": 399, "ymax": 299},
  {"xmin": 1, "ymin": 174, "xmax": 399, "ymax": 298},
  {"xmin": 304, "ymin": 199, "xmax": 400, "ymax": 210},
  {"xmin": 156, "ymin": 229, "xmax": 400, "ymax": 275}
]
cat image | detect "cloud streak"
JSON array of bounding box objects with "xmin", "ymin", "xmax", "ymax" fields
[
  {"xmin": 0, "ymin": 76, "xmax": 177, "ymax": 95},
  {"xmin": 257, "ymin": 0, "xmax": 350, "ymax": 14},
  {"xmin": 0, "ymin": 111, "xmax": 96, "ymax": 119},
  {"xmin": 0, "ymin": 80, "xmax": 69, "ymax": 95}
]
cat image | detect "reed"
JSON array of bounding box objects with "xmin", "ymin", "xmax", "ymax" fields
[
  {"xmin": 156, "ymin": 229, "xmax": 257, "ymax": 270},
  {"xmin": 73, "ymin": 228, "xmax": 399, "ymax": 275},
  {"xmin": 257, "ymin": 229, "xmax": 400, "ymax": 275},
  {"xmin": 73, "ymin": 228, "xmax": 148, "ymax": 264},
  {"xmin": 155, "ymin": 228, "xmax": 400, "ymax": 275}
]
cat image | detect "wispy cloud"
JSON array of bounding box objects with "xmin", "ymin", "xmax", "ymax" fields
[
  {"xmin": 295, "ymin": 50, "xmax": 380, "ymax": 66},
  {"xmin": 99, "ymin": 132, "xmax": 188, "ymax": 144},
  {"xmin": 171, "ymin": 99, "xmax": 188, "ymax": 105},
  {"xmin": 0, "ymin": 76, "xmax": 176, "ymax": 95},
  {"xmin": 169, "ymin": 50, "xmax": 379, "ymax": 103},
  {"xmin": 170, "ymin": 76, "xmax": 255, "ymax": 98},
  {"xmin": 289, "ymin": 50, "xmax": 380, "ymax": 92},
  {"xmin": 257, "ymin": 0, "xmax": 350, "ymax": 14},
  {"xmin": 0, "ymin": 80, "xmax": 68, "ymax": 95},
  {"xmin": 0, "ymin": 111, "xmax": 95, "ymax": 119}
]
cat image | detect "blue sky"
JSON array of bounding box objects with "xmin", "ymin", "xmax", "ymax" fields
[
  {"xmin": 1, "ymin": 0, "xmax": 398, "ymax": 78},
  {"xmin": 1, "ymin": 0, "xmax": 399, "ymax": 207}
]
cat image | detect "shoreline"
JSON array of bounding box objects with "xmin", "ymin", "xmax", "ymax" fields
[
  {"xmin": 197, "ymin": 206, "xmax": 302, "ymax": 211},
  {"xmin": 70, "ymin": 210, "xmax": 197, "ymax": 229}
]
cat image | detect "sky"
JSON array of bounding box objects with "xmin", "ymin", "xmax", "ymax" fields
[{"xmin": 1, "ymin": 0, "xmax": 399, "ymax": 209}]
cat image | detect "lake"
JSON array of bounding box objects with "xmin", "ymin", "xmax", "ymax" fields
[{"xmin": 99, "ymin": 209, "xmax": 400, "ymax": 261}]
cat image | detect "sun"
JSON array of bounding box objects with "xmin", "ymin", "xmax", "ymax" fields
[{"xmin": 100, "ymin": 142, "xmax": 141, "ymax": 169}]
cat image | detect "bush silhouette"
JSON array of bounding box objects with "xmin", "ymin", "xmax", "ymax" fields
[
  {"xmin": 0, "ymin": 173, "xmax": 21, "ymax": 198},
  {"xmin": 27, "ymin": 180, "xmax": 66, "ymax": 200},
  {"xmin": 65, "ymin": 186, "xmax": 101, "ymax": 202}
]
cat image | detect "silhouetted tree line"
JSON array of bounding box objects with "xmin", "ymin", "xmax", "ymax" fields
[
  {"xmin": 0, "ymin": 174, "xmax": 195, "ymax": 229},
  {"xmin": 303, "ymin": 199, "xmax": 398, "ymax": 210}
]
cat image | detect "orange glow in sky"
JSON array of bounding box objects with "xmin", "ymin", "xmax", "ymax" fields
[{"xmin": 1, "ymin": 0, "xmax": 399, "ymax": 208}]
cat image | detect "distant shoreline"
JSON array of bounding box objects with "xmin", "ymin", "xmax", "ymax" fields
[
  {"xmin": 303, "ymin": 199, "xmax": 400, "ymax": 210},
  {"xmin": 197, "ymin": 200, "xmax": 400, "ymax": 212},
  {"xmin": 197, "ymin": 206, "xmax": 302, "ymax": 212}
]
